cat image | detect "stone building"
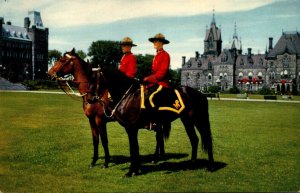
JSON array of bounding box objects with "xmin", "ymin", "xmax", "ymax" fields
[
  {"xmin": 181, "ymin": 13, "xmax": 300, "ymax": 94},
  {"xmin": 0, "ymin": 11, "xmax": 48, "ymax": 82}
]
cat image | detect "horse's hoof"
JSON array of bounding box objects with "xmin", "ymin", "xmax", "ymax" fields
[
  {"xmin": 124, "ymin": 169, "xmax": 141, "ymax": 177},
  {"xmin": 124, "ymin": 171, "xmax": 133, "ymax": 178},
  {"xmin": 102, "ymin": 163, "xmax": 109, "ymax": 169},
  {"xmin": 89, "ymin": 163, "xmax": 96, "ymax": 169},
  {"xmin": 207, "ymin": 165, "xmax": 215, "ymax": 172}
]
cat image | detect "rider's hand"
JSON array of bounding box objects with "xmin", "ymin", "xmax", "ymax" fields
[{"xmin": 143, "ymin": 77, "xmax": 149, "ymax": 82}]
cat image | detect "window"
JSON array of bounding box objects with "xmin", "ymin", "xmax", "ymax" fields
[
  {"xmin": 208, "ymin": 61, "xmax": 212, "ymax": 70},
  {"xmin": 258, "ymin": 72, "xmax": 263, "ymax": 79},
  {"xmin": 208, "ymin": 73, "xmax": 212, "ymax": 80},
  {"xmin": 271, "ymin": 72, "xmax": 275, "ymax": 80},
  {"xmin": 282, "ymin": 55, "xmax": 290, "ymax": 67},
  {"xmin": 224, "ymin": 73, "xmax": 228, "ymax": 78},
  {"xmin": 219, "ymin": 73, "xmax": 224, "ymax": 80},
  {"xmin": 248, "ymin": 72, "xmax": 253, "ymax": 80},
  {"xmin": 239, "ymin": 72, "xmax": 243, "ymax": 79},
  {"xmin": 259, "ymin": 58, "xmax": 263, "ymax": 66},
  {"xmin": 240, "ymin": 58, "xmax": 244, "ymax": 66}
]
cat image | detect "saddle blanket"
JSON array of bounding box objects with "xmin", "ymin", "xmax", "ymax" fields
[{"xmin": 140, "ymin": 85, "xmax": 185, "ymax": 114}]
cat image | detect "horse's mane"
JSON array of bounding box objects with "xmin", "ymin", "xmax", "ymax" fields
[{"xmin": 100, "ymin": 66, "xmax": 139, "ymax": 101}]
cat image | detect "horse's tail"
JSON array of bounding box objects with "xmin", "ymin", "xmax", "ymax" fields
[
  {"xmin": 182, "ymin": 86, "xmax": 213, "ymax": 153},
  {"xmin": 162, "ymin": 122, "xmax": 171, "ymax": 140}
]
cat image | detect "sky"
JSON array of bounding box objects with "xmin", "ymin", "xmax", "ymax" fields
[{"xmin": 1, "ymin": 0, "xmax": 300, "ymax": 69}]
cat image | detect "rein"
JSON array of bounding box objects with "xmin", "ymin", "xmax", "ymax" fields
[
  {"xmin": 92, "ymin": 67, "xmax": 141, "ymax": 124},
  {"xmin": 101, "ymin": 84, "xmax": 133, "ymax": 118}
]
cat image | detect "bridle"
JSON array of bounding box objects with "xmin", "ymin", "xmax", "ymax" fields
[{"xmin": 51, "ymin": 54, "xmax": 88, "ymax": 98}]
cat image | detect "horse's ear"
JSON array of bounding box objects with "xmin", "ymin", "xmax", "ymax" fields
[{"xmin": 71, "ymin": 48, "xmax": 76, "ymax": 54}]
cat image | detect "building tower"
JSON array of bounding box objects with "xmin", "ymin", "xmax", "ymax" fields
[{"xmin": 203, "ymin": 10, "xmax": 222, "ymax": 56}]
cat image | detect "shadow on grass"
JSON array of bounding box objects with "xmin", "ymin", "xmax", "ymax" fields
[
  {"xmin": 98, "ymin": 153, "xmax": 227, "ymax": 174},
  {"xmin": 141, "ymin": 159, "xmax": 227, "ymax": 174}
]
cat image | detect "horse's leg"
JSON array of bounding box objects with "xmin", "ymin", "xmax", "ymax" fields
[
  {"xmin": 124, "ymin": 127, "xmax": 141, "ymax": 177},
  {"xmin": 98, "ymin": 120, "xmax": 110, "ymax": 168},
  {"xmin": 181, "ymin": 115, "xmax": 199, "ymax": 162},
  {"xmin": 153, "ymin": 126, "xmax": 165, "ymax": 163},
  {"xmin": 89, "ymin": 118, "xmax": 99, "ymax": 168}
]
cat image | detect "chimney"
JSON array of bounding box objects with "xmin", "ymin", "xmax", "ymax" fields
[
  {"xmin": 269, "ymin": 37, "xmax": 273, "ymax": 51},
  {"xmin": 195, "ymin": 51, "xmax": 200, "ymax": 59},
  {"xmin": 247, "ymin": 48, "xmax": 252, "ymax": 57},
  {"xmin": 182, "ymin": 56, "xmax": 186, "ymax": 66},
  {"xmin": 24, "ymin": 17, "xmax": 30, "ymax": 29}
]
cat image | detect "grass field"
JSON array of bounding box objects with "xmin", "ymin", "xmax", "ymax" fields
[{"xmin": 0, "ymin": 92, "xmax": 299, "ymax": 192}]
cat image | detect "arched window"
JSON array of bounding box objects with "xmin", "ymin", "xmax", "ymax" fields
[
  {"xmin": 239, "ymin": 72, "xmax": 243, "ymax": 79},
  {"xmin": 258, "ymin": 72, "xmax": 263, "ymax": 79},
  {"xmin": 208, "ymin": 73, "xmax": 212, "ymax": 80},
  {"xmin": 224, "ymin": 73, "xmax": 228, "ymax": 78},
  {"xmin": 219, "ymin": 73, "xmax": 224, "ymax": 79},
  {"xmin": 248, "ymin": 72, "xmax": 253, "ymax": 80}
]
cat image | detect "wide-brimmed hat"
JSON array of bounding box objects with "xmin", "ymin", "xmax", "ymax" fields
[
  {"xmin": 148, "ymin": 33, "xmax": 170, "ymax": 44},
  {"xmin": 119, "ymin": 37, "xmax": 137, "ymax": 46}
]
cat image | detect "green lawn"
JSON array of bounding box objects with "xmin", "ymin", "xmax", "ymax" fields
[{"xmin": 0, "ymin": 92, "xmax": 299, "ymax": 192}]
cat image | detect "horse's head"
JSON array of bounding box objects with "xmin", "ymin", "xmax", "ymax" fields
[
  {"xmin": 48, "ymin": 48, "xmax": 93, "ymax": 96},
  {"xmin": 48, "ymin": 48, "xmax": 78, "ymax": 80}
]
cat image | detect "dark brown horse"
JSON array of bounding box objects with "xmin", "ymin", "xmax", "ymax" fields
[
  {"xmin": 48, "ymin": 49, "xmax": 167, "ymax": 168},
  {"xmin": 92, "ymin": 63, "xmax": 214, "ymax": 177}
]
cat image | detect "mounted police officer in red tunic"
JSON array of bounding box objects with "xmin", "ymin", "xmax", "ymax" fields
[
  {"xmin": 143, "ymin": 33, "xmax": 171, "ymax": 129},
  {"xmin": 119, "ymin": 37, "xmax": 137, "ymax": 78}
]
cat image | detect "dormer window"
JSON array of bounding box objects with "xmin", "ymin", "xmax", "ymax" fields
[
  {"xmin": 208, "ymin": 61, "xmax": 212, "ymax": 70},
  {"xmin": 240, "ymin": 58, "xmax": 244, "ymax": 66},
  {"xmin": 282, "ymin": 55, "xmax": 290, "ymax": 67}
]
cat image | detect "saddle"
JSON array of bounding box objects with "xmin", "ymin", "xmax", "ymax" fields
[{"xmin": 140, "ymin": 85, "xmax": 185, "ymax": 114}]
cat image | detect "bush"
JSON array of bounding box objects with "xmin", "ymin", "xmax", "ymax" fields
[
  {"xmin": 258, "ymin": 86, "xmax": 272, "ymax": 95},
  {"xmin": 229, "ymin": 86, "xmax": 240, "ymax": 94},
  {"xmin": 22, "ymin": 79, "xmax": 60, "ymax": 90},
  {"xmin": 207, "ymin": 85, "xmax": 219, "ymax": 93}
]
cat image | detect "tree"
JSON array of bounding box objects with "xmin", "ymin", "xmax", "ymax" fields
[
  {"xmin": 135, "ymin": 54, "xmax": 154, "ymax": 80},
  {"xmin": 88, "ymin": 40, "xmax": 122, "ymax": 69},
  {"xmin": 170, "ymin": 68, "xmax": 181, "ymax": 87},
  {"xmin": 76, "ymin": 50, "xmax": 87, "ymax": 60},
  {"xmin": 48, "ymin": 49, "xmax": 62, "ymax": 65}
]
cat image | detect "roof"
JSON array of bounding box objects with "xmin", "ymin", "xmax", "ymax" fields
[
  {"xmin": 1, "ymin": 24, "xmax": 31, "ymax": 41},
  {"xmin": 236, "ymin": 54, "xmax": 267, "ymax": 69},
  {"xmin": 268, "ymin": 32, "xmax": 300, "ymax": 57},
  {"xmin": 205, "ymin": 25, "xmax": 221, "ymax": 41}
]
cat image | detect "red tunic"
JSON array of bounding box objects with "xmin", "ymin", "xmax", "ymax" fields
[
  {"xmin": 145, "ymin": 48, "xmax": 170, "ymax": 88},
  {"xmin": 119, "ymin": 52, "xmax": 137, "ymax": 78}
]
